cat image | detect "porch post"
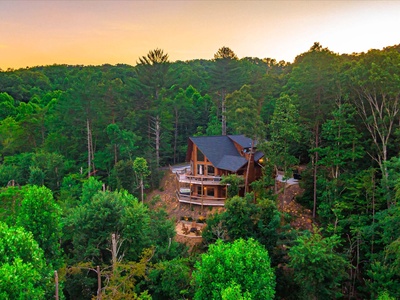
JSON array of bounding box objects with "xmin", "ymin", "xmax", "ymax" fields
[
  {"xmin": 201, "ymin": 177, "xmax": 204, "ymax": 212},
  {"xmin": 189, "ymin": 178, "xmax": 192, "ymax": 210}
]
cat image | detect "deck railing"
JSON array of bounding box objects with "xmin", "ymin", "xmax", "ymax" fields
[
  {"xmin": 176, "ymin": 192, "xmax": 226, "ymax": 206},
  {"xmin": 176, "ymin": 172, "xmax": 227, "ymax": 185}
]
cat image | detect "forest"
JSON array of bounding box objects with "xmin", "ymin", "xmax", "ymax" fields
[{"xmin": 0, "ymin": 43, "xmax": 400, "ymax": 299}]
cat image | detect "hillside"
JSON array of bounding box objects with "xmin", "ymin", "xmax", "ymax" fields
[{"xmin": 146, "ymin": 168, "xmax": 314, "ymax": 232}]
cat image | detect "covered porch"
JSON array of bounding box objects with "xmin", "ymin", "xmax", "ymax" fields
[{"xmin": 175, "ymin": 168, "xmax": 228, "ymax": 207}]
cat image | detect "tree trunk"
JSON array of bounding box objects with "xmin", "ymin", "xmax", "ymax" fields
[
  {"xmin": 111, "ymin": 233, "xmax": 117, "ymax": 272},
  {"xmin": 97, "ymin": 265, "xmax": 102, "ymax": 300},
  {"xmin": 173, "ymin": 109, "xmax": 178, "ymax": 164},
  {"xmin": 355, "ymin": 90, "xmax": 399, "ymax": 207},
  {"xmin": 221, "ymin": 89, "xmax": 227, "ymax": 135},
  {"xmin": 245, "ymin": 140, "xmax": 254, "ymax": 195},
  {"xmin": 156, "ymin": 116, "xmax": 160, "ymax": 167},
  {"xmin": 149, "ymin": 115, "xmax": 161, "ymax": 167},
  {"xmin": 371, "ymin": 171, "xmax": 376, "ymax": 255},
  {"xmin": 312, "ymin": 123, "xmax": 319, "ymax": 219},
  {"xmin": 54, "ymin": 271, "xmax": 59, "ymax": 300},
  {"xmin": 87, "ymin": 119, "xmax": 91, "ymax": 178},
  {"xmin": 114, "ymin": 144, "xmax": 118, "ymax": 166},
  {"xmin": 140, "ymin": 177, "xmax": 144, "ymax": 203}
]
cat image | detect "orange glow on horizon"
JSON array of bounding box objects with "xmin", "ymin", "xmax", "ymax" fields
[{"xmin": 1, "ymin": 1, "xmax": 400, "ymax": 70}]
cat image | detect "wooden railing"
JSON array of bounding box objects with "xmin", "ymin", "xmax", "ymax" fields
[
  {"xmin": 176, "ymin": 173, "xmax": 227, "ymax": 185},
  {"xmin": 176, "ymin": 192, "xmax": 226, "ymax": 206}
]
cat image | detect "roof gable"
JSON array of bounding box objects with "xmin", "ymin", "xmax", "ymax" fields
[
  {"xmin": 227, "ymin": 135, "xmax": 254, "ymax": 148},
  {"xmin": 189, "ymin": 135, "xmax": 259, "ymax": 172}
]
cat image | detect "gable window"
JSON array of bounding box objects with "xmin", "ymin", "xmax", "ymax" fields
[{"xmin": 197, "ymin": 149, "xmax": 205, "ymax": 161}]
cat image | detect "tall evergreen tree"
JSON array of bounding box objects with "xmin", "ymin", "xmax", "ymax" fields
[
  {"xmin": 286, "ymin": 42, "xmax": 340, "ymax": 218},
  {"xmin": 210, "ymin": 46, "xmax": 243, "ymax": 135}
]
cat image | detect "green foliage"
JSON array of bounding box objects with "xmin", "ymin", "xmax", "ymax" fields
[
  {"xmin": 133, "ymin": 157, "xmax": 151, "ymax": 202},
  {"xmin": 220, "ymin": 174, "xmax": 244, "ymax": 198},
  {"xmin": 0, "ymin": 92, "xmax": 17, "ymax": 119},
  {"xmin": 0, "ymin": 186, "xmax": 27, "ymax": 225},
  {"xmin": 0, "ymin": 116, "xmax": 26, "ymax": 156},
  {"xmin": 377, "ymin": 290, "xmax": 396, "ymax": 300},
  {"xmin": 364, "ymin": 203, "xmax": 400, "ymax": 298},
  {"xmin": 366, "ymin": 261, "xmax": 400, "ymax": 299},
  {"xmin": 288, "ymin": 229, "xmax": 349, "ymax": 299},
  {"xmin": 223, "ymin": 195, "xmax": 258, "ymax": 239},
  {"xmin": 106, "ymin": 122, "xmax": 139, "ymax": 162},
  {"xmin": 28, "ymin": 165, "xmax": 45, "ymax": 186},
  {"xmin": 269, "ymin": 94, "xmax": 300, "ymax": 175},
  {"xmin": 59, "ymin": 173, "xmax": 85, "ymax": 209},
  {"xmin": 30, "ymin": 151, "xmax": 65, "ymax": 191},
  {"xmin": 202, "ymin": 195, "xmax": 281, "ymax": 256},
  {"xmin": 147, "ymin": 258, "xmax": 192, "ymax": 300},
  {"xmin": 1, "ymin": 44, "xmax": 400, "ymax": 299},
  {"xmin": 64, "ymin": 188, "xmax": 184, "ymax": 297},
  {"xmin": 66, "ymin": 190, "xmax": 144, "ymax": 263},
  {"xmin": 315, "ymin": 102, "xmax": 363, "ymax": 175},
  {"xmin": 201, "ymin": 212, "xmax": 228, "ymax": 244},
  {"xmin": 225, "ymin": 84, "xmax": 265, "ymax": 138},
  {"xmin": 192, "ymin": 238, "xmax": 275, "ymax": 300},
  {"xmin": 81, "ymin": 176, "xmax": 103, "ymax": 204},
  {"xmin": 221, "ymin": 282, "xmax": 252, "ymax": 300},
  {"xmin": 214, "ymin": 46, "xmax": 239, "ymax": 60},
  {"xmin": 0, "ymin": 222, "xmax": 49, "ymax": 299},
  {"xmin": 147, "ymin": 208, "xmax": 186, "ymax": 261},
  {"xmin": 109, "ymin": 159, "xmax": 135, "ymax": 193},
  {"xmin": 16, "ymin": 185, "xmax": 63, "ymax": 267},
  {"xmin": 344, "ymin": 49, "xmax": 400, "ymax": 205},
  {"xmin": 133, "ymin": 157, "xmax": 151, "ymax": 185},
  {"xmin": 312, "ymin": 102, "xmax": 365, "ymax": 230},
  {"xmin": 101, "ymin": 248, "xmax": 154, "ymax": 300}
]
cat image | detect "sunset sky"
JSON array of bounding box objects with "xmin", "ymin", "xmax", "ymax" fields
[{"xmin": 1, "ymin": 1, "xmax": 400, "ymax": 70}]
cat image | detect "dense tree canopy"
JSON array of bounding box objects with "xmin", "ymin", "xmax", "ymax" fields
[{"xmin": 0, "ymin": 44, "xmax": 400, "ymax": 299}]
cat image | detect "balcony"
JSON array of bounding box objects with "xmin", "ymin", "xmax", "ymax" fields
[
  {"xmin": 176, "ymin": 172, "xmax": 224, "ymax": 185},
  {"xmin": 176, "ymin": 191, "xmax": 226, "ymax": 207}
]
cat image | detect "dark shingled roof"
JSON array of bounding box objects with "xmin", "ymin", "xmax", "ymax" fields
[
  {"xmin": 189, "ymin": 135, "xmax": 262, "ymax": 172},
  {"xmin": 227, "ymin": 135, "xmax": 254, "ymax": 148}
]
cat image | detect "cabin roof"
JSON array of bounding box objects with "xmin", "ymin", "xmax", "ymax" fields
[
  {"xmin": 188, "ymin": 135, "xmax": 262, "ymax": 172},
  {"xmin": 228, "ymin": 135, "xmax": 257, "ymax": 148}
]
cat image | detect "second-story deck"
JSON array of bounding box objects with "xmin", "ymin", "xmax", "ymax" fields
[{"xmin": 176, "ymin": 172, "xmax": 224, "ymax": 185}]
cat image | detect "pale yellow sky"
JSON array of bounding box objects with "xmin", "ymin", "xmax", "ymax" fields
[{"xmin": 1, "ymin": 1, "xmax": 399, "ymax": 70}]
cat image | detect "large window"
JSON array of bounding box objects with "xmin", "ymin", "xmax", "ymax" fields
[
  {"xmin": 206, "ymin": 188, "xmax": 215, "ymax": 197},
  {"xmin": 197, "ymin": 149, "xmax": 205, "ymax": 161}
]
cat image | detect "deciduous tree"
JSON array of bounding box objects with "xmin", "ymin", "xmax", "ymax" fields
[
  {"xmin": 0, "ymin": 222, "xmax": 49, "ymax": 299},
  {"xmin": 192, "ymin": 238, "xmax": 275, "ymax": 300},
  {"xmin": 16, "ymin": 185, "xmax": 63, "ymax": 267},
  {"xmin": 345, "ymin": 49, "xmax": 400, "ymax": 207}
]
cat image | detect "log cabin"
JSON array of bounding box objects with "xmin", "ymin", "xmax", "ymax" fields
[{"xmin": 175, "ymin": 135, "xmax": 264, "ymax": 207}]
